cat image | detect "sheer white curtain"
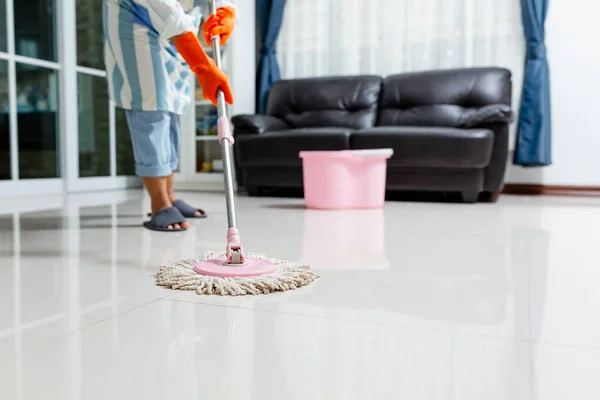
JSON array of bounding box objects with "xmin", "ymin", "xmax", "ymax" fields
[
  {"xmin": 281, "ymin": 1, "xmax": 523, "ymax": 90},
  {"xmin": 277, "ymin": 0, "xmax": 525, "ymax": 143}
]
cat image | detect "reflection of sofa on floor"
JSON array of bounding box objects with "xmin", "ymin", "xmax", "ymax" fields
[{"xmin": 232, "ymin": 68, "xmax": 513, "ymax": 203}]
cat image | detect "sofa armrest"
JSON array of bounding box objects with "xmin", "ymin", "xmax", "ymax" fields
[
  {"xmin": 231, "ymin": 114, "xmax": 290, "ymax": 134},
  {"xmin": 459, "ymin": 104, "xmax": 514, "ymax": 128}
]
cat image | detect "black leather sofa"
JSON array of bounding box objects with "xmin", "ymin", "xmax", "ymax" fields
[{"xmin": 232, "ymin": 68, "xmax": 513, "ymax": 203}]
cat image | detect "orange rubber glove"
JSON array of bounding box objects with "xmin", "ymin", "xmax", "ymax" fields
[
  {"xmin": 175, "ymin": 32, "xmax": 234, "ymax": 106},
  {"xmin": 202, "ymin": 6, "xmax": 236, "ymax": 47}
]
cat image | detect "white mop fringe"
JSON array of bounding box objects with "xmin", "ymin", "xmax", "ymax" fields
[{"xmin": 156, "ymin": 251, "xmax": 319, "ymax": 296}]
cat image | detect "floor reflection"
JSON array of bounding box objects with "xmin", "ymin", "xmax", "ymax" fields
[
  {"xmin": 0, "ymin": 191, "xmax": 578, "ymax": 399},
  {"xmin": 301, "ymin": 208, "xmax": 389, "ymax": 270}
]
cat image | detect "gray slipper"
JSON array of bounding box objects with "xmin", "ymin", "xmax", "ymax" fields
[
  {"xmin": 147, "ymin": 200, "xmax": 207, "ymax": 219},
  {"xmin": 143, "ymin": 207, "xmax": 187, "ymax": 232},
  {"xmin": 172, "ymin": 199, "xmax": 207, "ymax": 219}
]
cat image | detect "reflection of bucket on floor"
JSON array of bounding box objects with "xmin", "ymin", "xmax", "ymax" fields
[{"xmin": 301, "ymin": 209, "xmax": 389, "ymax": 270}]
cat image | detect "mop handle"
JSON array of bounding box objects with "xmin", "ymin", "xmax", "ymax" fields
[
  {"xmin": 208, "ymin": 0, "xmax": 238, "ymax": 230},
  {"xmin": 208, "ymin": 0, "xmax": 227, "ymax": 121}
]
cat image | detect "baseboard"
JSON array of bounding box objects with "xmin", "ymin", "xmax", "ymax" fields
[{"xmin": 503, "ymin": 184, "xmax": 600, "ymax": 197}]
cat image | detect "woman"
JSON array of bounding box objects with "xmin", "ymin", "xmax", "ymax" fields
[{"xmin": 104, "ymin": 0, "xmax": 236, "ymax": 231}]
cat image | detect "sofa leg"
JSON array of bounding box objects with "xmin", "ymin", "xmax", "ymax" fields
[
  {"xmin": 461, "ymin": 191, "xmax": 479, "ymax": 204},
  {"xmin": 479, "ymin": 191, "xmax": 501, "ymax": 203},
  {"xmin": 488, "ymin": 192, "xmax": 501, "ymax": 203}
]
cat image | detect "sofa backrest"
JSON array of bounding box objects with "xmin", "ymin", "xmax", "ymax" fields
[
  {"xmin": 378, "ymin": 68, "xmax": 512, "ymax": 127},
  {"xmin": 266, "ymin": 76, "xmax": 382, "ymax": 130}
]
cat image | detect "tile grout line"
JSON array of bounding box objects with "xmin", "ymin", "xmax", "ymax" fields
[
  {"xmin": 527, "ymin": 268, "xmax": 536, "ymax": 400},
  {"xmin": 62, "ymin": 297, "xmax": 163, "ymax": 337},
  {"xmin": 158, "ymin": 296, "xmax": 600, "ymax": 352},
  {"xmin": 160, "ymin": 296, "xmax": 534, "ymax": 344},
  {"xmin": 530, "ymin": 339, "xmax": 600, "ymax": 351},
  {"xmin": 0, "ymin": 297, "xmax": 165, "ymax": 358}
]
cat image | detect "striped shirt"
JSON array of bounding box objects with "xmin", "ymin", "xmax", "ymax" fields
[{"xmin": 103, "ymin": 0, "xmax": 234, "ymax": 115}]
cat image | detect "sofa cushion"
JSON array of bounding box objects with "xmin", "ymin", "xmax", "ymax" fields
[
  {"xmin": 351, "ymin": 127, "xmax": 494, "ymax": 169},
  {"xmin": 231, "ymin": 114, "xmax": 290, "ymax": 134},
  {"xmin": 378, "ymin": 68, "xmax": 512, "ymax": 127},
  {"xmin": 266, "ymin": 76, "xmax": 382, "ymax": 130},
  {"xmin": 236, "ymin": 128, "xmax": 351, "ymax": 167}
]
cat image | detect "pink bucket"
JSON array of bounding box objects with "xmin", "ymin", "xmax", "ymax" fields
[{"xmin": 299, "ymin": 149, "xmax": 394, "ymax": 210}]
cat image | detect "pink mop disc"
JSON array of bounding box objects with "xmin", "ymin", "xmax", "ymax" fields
[{"xmin": 194, "ymin": 257, "xmax": 277, "ymax": 278}]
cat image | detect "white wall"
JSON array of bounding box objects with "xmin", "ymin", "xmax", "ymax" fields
[
  {"xmin": 506, "ymin": 0, "xmax": 600, "ymax": 185},
  {"xmin": 228, "ymin": 0, "xmax": 256, "ymax": 116}
]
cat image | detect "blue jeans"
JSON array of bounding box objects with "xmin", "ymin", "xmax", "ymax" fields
[{"xmin": 125, "ymin": 110, "xmax": 180, "ymax": 177}]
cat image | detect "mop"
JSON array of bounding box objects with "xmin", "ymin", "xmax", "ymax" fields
[{"xmin": 156, "ymin": 1, "xmax": 318, "ymax": 296}]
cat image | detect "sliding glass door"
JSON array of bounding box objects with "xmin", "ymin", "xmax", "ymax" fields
[
  {"xmin": 69, "ymin": 0, "xmax": 137, "ymax": 192},
  {"xmin": 0, "ymin": 0, "xmax": 63, "ymax": 196},
  {"xmin": 0, "ymin": 0, "xmax": 139, "ymax": 198}
]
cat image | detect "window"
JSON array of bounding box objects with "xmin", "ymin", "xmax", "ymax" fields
[
  {"xmin": 0, "ymin": 60, "xmax": 9, "ymax": 180},
  {"xmin": 76, "ymin": 0, "xmax": 136, "ymax": 178},
  {"xmin": 278, "ymin": 0, "xmax": 524, "ymax": 81},
  {"xmin": 115, "ymin": 108, "xmax": 136, "ymax": 177},
  {"xmin": 0, "ymin": 0, "xmax": 61, "ymax": 182},
  {"xmin": 16, "ymin": 64, "xmax": 60, "ymax": 179},
  {"xmin": 0, "ymin": 0, "xmax": 7, "ymax": 53},
  {"xmin": 77, "ymin": 0, "xmax": 104, "ymax": 70},
  {"xmin": 14, "ymin": 0, "xmax": 56, "ymax": 62},
  {"xmin": 78, "ymin": 73, "xmax": 111, "ymax": 177}
]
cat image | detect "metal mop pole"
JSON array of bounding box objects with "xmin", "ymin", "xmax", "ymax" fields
[{"xmin": 209, "ymin": 0, "xmax": 243, "ymax": 265}]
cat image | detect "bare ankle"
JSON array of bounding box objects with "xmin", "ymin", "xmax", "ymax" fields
[
  {"xmin": 149, "ymin": 192, "xmax": 172, "ymax": 214},
  {"xmin": 142, "ymin": 176, "xmax": 173, "ymax": 215},
  {"xmin": 151, "ymin": 199, "xmax": 172, "ymax": 215}
]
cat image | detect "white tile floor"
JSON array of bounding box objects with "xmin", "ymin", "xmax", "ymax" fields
[{"xmin": 1, "ymin": 191, "xmax": 600, "ymax": 399}]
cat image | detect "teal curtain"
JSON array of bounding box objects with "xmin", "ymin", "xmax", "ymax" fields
[
  {"xmin": 514, "ymin": 0, "xmax": 552, "ymax": 166},
  {"xmin": 256, "ymin": 0, "xmax": 286, "ymax": 114}
]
